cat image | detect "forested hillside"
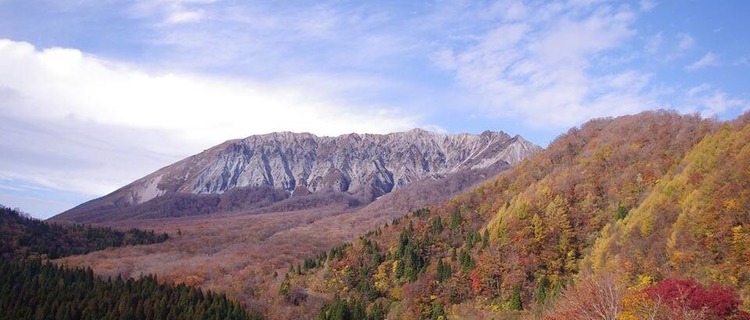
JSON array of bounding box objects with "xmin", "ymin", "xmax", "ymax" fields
[
  {"xmin": 281, "ymin": 111, "xmax": 750, "ymax": 319},
  {"xmin": 0, "ymin": 206, "xmax": 257, "ymax": 320},
  {"xmin": 0, "ymin": 259, "xmax": 251, "ymax": 320},
  {"xmin": 0, "ymin": 205, "xmax": 168, "ymax": 259}
]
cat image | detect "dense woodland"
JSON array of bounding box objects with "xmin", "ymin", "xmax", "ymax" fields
[
  {"xmin": 0, "ymin": 206, "xmax": 257, "ymax": 320},
  {"xmin": 0, "ymin": 205, "xmax": 168, "ymax": 259},
  {"xmin": 0, "ymin": 259, "xmax": 252, "ymax": 320},
  {"xmin": 279, "ymin": 111, "xmax": 750, "ymax": 319}
]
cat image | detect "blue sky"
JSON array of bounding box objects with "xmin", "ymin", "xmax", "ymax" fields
[{"xmin": 0, "ymin": 0, "xmax": 748, "ymax": 219}]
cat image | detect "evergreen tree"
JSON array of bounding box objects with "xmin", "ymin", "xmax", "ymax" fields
[
  {"xmin": 0, "ymin": 259, "xmax": 253, "ymax": 320},
  {"xmin": 510, "ymin": 286, "xmax": 522, "ymax": 311}
]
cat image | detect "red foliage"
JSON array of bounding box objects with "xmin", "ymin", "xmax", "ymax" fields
[
  {"xmin": 646, "ymin": 278, "xmax": 746, "ymax": 320},
  {"xmin": 470, "ymin": 270, "xmax": 482, "ymax": 294}
]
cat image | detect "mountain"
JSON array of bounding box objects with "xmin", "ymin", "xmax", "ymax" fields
[
  {"xmin": 280, "ymin": 111, "xmax": 750, "ymax": 319},
  {"xmin": 52, "ymin": 129, "xmax": 540, "ymax": 223}
]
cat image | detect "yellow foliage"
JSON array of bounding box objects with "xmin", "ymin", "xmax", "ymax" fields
[
  {"xmin": 340, "ymin": 265, "xmax": 351, "ymax": 277},
  {"xmin": 731, "ymin": 225, "xmax": 750, "ymax": 262},
  {"xmin": 632, "ymin": 274, "xmax": 653, "ymax": 290},
  {"xmin": 638, "ymin": 212, "xmax": 655, "ymax": 237},
  {"xmin": 724, "ymin": 198, "xmax": 740, "ymax": 212},
  {"xmin": 374, "ymin": 263, "xmax": 389, "ymax": 292},
  {"xmin": 618, "ymin": 289, "xmax": 658, "ymax": 320},
  {"xmin": 390, "ymin": 286, "xmax": 403, "ymax": 301}
]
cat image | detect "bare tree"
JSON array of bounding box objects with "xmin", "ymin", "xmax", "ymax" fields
[{"xmin": 544, "ymin": 273, "xmax": 625, "ymax": 320}]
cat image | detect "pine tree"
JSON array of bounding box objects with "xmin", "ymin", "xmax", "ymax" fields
[
  {"xmin": 510, "ymin": 286, "xmax": 522, "ymax": 310},
  {"xmin": 279, "ymin": 274, "xmax": 291, "ymax": 296}
]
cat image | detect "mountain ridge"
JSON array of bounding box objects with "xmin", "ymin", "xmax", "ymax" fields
[{"xmin": 53, "ymin": 129, "xmax": 540, "ymax": 223}]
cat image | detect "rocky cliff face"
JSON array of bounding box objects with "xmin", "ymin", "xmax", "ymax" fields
[{"xmin": 53, "ymin": 129, "xmax": 541, "ymax": 222}]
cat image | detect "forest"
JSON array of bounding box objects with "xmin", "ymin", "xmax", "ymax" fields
[
  {"xmin": 0, "ymin": 205, "xmax": 168, "ymax": 259},
  {"xmin": 0, "ymin": 206, "xmax": 257, "ymax": 320},
  {"xmin": 0, "ymin": 259, "xmax": 251, "ymax": 320},
  {"xmin": 279, "ymin": 111, "xmax": 750, "ymax": 319}
]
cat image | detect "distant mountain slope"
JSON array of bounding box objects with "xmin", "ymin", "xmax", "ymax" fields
[{"xmin": 52, "ymin": 129, "xmax": 540, "ymax": 223}]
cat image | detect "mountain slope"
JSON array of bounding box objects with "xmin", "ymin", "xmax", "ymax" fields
[
  {"xmin": 52, "ymin": 130, "xmax": 540, "ymax": 223},
  {"xmin": 588, "ymin": 114, "xmax": 750, "ymax": 310},
  {"xmin": 282, "ymin": 111, "xmax": 750, "ymax": 319}
]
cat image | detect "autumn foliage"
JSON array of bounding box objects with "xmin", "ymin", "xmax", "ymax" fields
[
  {"xmin": 30, "ymin": 110, "xmax": 750, "ymax": 319},
  {"xmin": 547, "ymin": 276, "xmax": 750, "ymax": 320},
  {"xmin": 283, "ymin": 111, "xmax": 750, "ymax": 318}
]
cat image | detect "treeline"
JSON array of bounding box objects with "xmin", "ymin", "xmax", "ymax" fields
[
  {"xmin": 0, "ymin": 259, "xmax": 254, "ymax": 320},
  {"xmin": 0, "ymin": 205, "xmax": 168, "ymax": 259}
]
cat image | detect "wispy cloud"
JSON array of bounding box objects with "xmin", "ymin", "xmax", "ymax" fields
[
  {"xmin": 682, "ymin": 83, "xmax": 748, "ymax": 117},
  {"xmin": 733, "ymin": 55, "xmax": 749, "ymax": 67},
  {"xmin": 686, "ymin": 51, "xmax": 719, "ymax": 71},
  {"xmin": 130, "ymin": 1, "xmax": 418, "ymax": 74},
  {"xmin": 164, "ymin": 10, "xmax": 204, "ymax": 24},
  {"xmin": 432, "ymin": 1, "xmax": 649, "ymax": 128},
  {"xmin": 130, "ymin": 0, "xmax": 218, "ymax": 23},
  {"xmin": 677, "ymin": 33, "xmax": 695, "ymax": 51},
  {"xmin": 640, "ymin": 0, "xmax": 657, "ymax": 12}
]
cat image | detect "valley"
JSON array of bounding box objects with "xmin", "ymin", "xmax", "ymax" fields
[{"xmin": 48, "ymin": 129, "xmax": 538, "ymax": 318}]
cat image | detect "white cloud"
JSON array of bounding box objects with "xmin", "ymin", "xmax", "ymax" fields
[
  {"xmin": 0, "ymin": 39, "xmax": 420, "ymax": 196},
  {"xmin": 165, "ymin": 10, "xmax": 204, "ymax": 24},
  {"xmin": 484, "ymin": 0, "xmax": 528, "ymax": 22},
  {"xmin": 731, "ymin": 55, "xmax": 749, "ymax": 67},
  {"xmin": 433, "ymin": 2, "xmax": 649, "ymax": 128},
  {"xmin": 682, "ymin": 83, "xmax": 748, "ymax": 117},
  {"xmin": 686, "ymin": 51, "xmax": 719, "ymax": 71},
  {"xmin": 677, "ymin": 33, "xmax": 695, "ymax": 51},
  {"xmin": 640, "ymin": 0, "xmax": 657, "ymax": 12}
]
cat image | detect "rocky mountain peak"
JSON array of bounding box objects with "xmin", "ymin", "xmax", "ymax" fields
[{"xmin": 54, "ymin": 129, "xmax": 541, "ymax": 222}]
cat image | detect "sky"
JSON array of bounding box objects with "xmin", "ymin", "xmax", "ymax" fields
[{"xmin": 0, "ymin": 0, "xmax": 748, "ymax": 219}]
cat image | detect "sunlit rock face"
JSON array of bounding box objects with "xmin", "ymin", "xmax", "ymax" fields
[{"xmin": 53, "ymin": 129, "xmax": 541, "ymax": 222}]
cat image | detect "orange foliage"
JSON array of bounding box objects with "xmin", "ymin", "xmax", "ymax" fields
[
  {"xmin": 591, "ymin": 117, "xmax": 750, "ymax": 306},
  {"xmin": 544, "ymin": 273, "xmax": 625, "ymax": 320}
]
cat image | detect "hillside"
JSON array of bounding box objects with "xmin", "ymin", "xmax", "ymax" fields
[
  {"xmin": 52, "ymin": 130, "xmax": 540, "ymax": 223},
  {"xmin": 281, "ymin": 111, "xmax": 750, "ymax": 319},
  {"xmin": 0, "ymin": 205, "xmax": 167, "ymax": 260},
  {"xmin": 0, "ymin": 206, "xmax": 256, "ymax": 320},
  {"xmin": 584, "ymin": 113, "xmax": 750, "ymax": 315}
]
